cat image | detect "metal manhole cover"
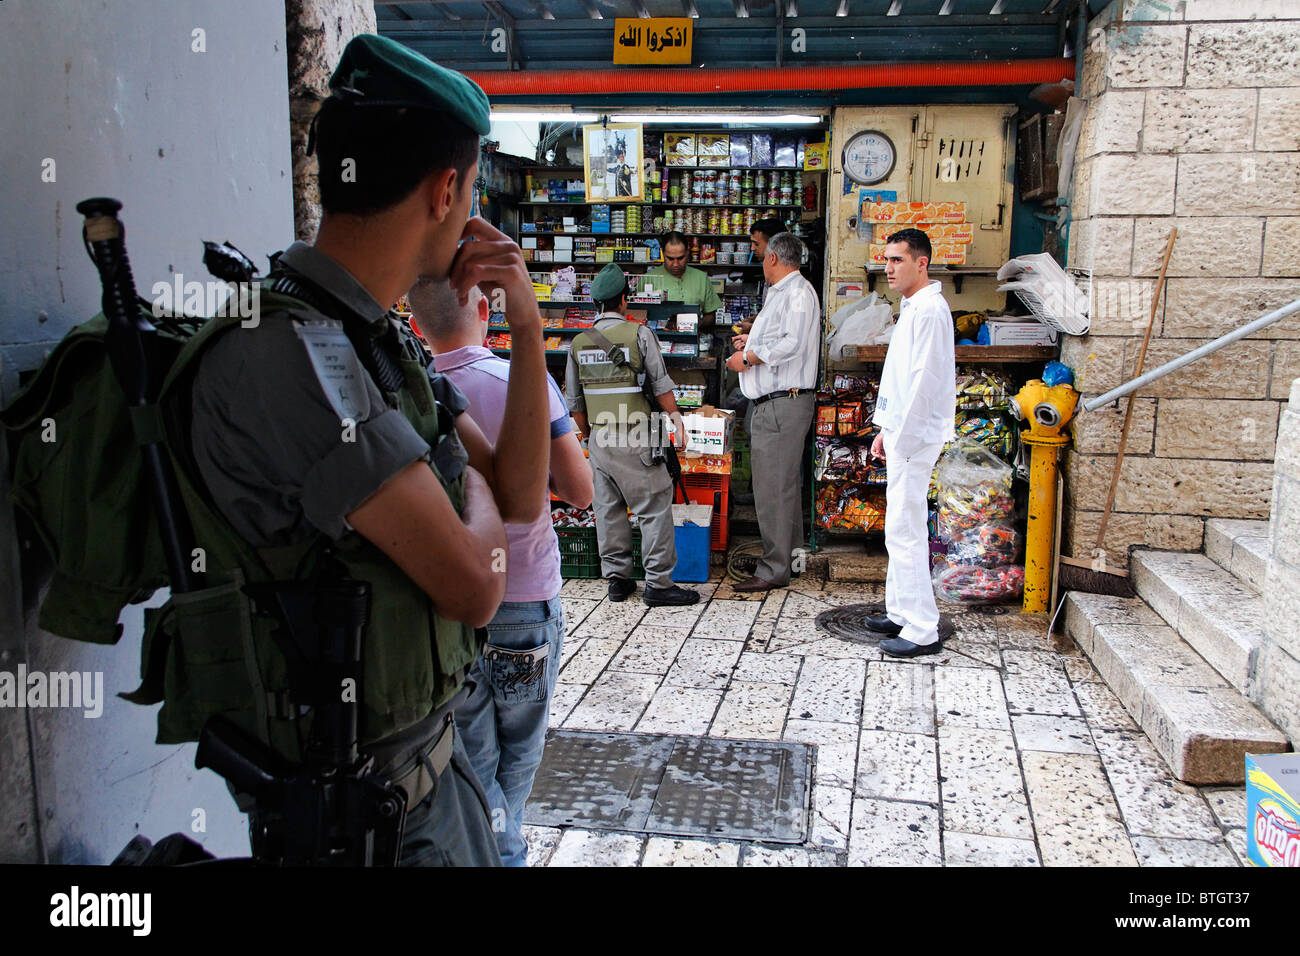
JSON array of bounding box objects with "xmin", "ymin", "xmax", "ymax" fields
[
  {"xmin": 525, "ymin": 731, "xmax": 811, "ymax": 843},
  {"xmin": 815, "ymin": 603, "xmax": 956, "ymax": 644}
]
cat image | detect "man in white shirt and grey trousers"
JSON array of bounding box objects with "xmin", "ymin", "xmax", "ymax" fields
[
  {"xmin": 867, "ymin": 228, "xmax": 956, "ymax": 656},
  {"xmin": 726, "ymin": 232, "xmax": 822, "ymax": 592}
]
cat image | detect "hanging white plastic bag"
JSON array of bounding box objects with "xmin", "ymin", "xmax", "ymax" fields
[{"xmin": 826, "ymin": 292, "xmax": 895, "ymax": 358}]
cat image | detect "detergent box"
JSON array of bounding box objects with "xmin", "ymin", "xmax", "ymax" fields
[{"xmin": 1245, "ymin": 752, "xmax": 1300, "ymax": 867}]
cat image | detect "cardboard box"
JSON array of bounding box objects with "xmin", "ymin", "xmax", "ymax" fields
[
  {"xmin": 683, "ymin": 406, "xmax": 734, "ymax": 455},
  {"xmin": 874, "ymin": 222, "xmax": 973, "ymax": 244},
  {"xmin": 983, "ymin": 318, "xmax": 1058, "ymax": 346},
  {"xmin": 868, "ymin": 201, "xmax": 967, "ymax": 224},
  {"xmin": 868, "ymin": 241, "xmax": 967, "ymax": 265},
  {"xmin": 678, "ymin": 451, "xmax": 731, "ymax": 476},
  {"xmin": 1246, "ymin": 753, "xmax": 1300, "ymax": 867}
]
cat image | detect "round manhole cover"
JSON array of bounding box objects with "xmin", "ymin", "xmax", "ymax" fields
[{"xmin": 815, "ymin": 603, "xmax": 956, "ymax": 645}]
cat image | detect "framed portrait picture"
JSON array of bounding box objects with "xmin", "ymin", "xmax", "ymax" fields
[{"xmin": 583, "ymin": 123, "xmax": 643, "ymax": 203}]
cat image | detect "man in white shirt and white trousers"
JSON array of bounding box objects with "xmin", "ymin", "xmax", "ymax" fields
[
  {"xmin": 867, "ymin": 228, "xmax": 956, "ymax": 656},
  {"xmin": 726, "ymin": 232, "xmax": 821, "ymax": 592}
]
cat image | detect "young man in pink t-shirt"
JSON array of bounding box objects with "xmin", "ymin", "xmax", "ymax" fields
[{"xmin": 411, "ymin": 278, "xmax": 592, "ymax": 866}]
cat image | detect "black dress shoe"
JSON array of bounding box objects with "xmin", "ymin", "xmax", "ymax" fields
[
  {"xmin": 643, "ymin": 585, "xmax": 700, "ymax": 607},
  {"xmin": 607, "ymin": 577, "xmax": 636, "ymax": 602},
  {"xmin": 863, "ymin": 613, "xmax": 903, "ymax": 634},
  {"xmin": 880, "ymin": 636, "xmax": 943, "ymax": 658}
]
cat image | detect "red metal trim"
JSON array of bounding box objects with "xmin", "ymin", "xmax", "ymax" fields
[{"xmin": 466, "ymin": 59, "xmax": 1074, "ymax": 95}]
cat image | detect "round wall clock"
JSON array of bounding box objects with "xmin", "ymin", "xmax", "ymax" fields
[{"xmin": 842, "ymin": 130, "xmax": 897, "ymax": 186}]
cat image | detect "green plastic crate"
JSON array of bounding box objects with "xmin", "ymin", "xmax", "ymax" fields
[{"xmin": 556, "ymin": 525, "xmax": 645, "ymax": 579}]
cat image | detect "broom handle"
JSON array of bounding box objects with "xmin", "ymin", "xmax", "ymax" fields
[{"xmin": 1096, "ymin": 228, "xmax": 1177, "ymax": 550}]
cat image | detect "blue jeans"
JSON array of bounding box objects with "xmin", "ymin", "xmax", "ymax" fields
[
  {"xmin": 398, "ymin": 731, "xmax": 501, "ymax": 867},
  {"xmin": 454, "ymin": 596, "xmax": 564, "ymax": 866}
]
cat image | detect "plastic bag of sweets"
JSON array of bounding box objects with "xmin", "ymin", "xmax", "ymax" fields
[
  {"xmin": 944, "ymin": 523, "xmax": 1022, "ymax": 569},
  {"xmin": 932, "ymin": 440, "xmax": 1015, "ymax": 542},
  {"xmin": 933, "ymin": 563, "xmax": 1025, "ymax": 604}
]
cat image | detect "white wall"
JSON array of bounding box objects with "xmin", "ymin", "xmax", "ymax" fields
[{"xmin": 0, "ymin": 0, "xmax": 294, "ymax": 863}]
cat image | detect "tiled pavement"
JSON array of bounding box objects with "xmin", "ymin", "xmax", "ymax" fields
[{"xmin": 525, "ymin": 570, "xmax": 1248, "ymax": 867}]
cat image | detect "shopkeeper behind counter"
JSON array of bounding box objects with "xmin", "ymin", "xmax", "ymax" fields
[{"xmin": 644, "ymin": 230, "xmax": 722, "ymax": 328}]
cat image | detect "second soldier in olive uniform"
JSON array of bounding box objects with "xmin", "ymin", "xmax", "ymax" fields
[{"xmin": 565, "ymin": 264, "xmax": 700, "ymax": 606}]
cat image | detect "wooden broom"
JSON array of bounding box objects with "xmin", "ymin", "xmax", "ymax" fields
[{"xmin": 1057, "ymin": 227, "xmax": 1177, "ymax": 597}]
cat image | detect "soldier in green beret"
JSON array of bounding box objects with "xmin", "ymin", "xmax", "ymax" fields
[
  {"xmin": 565, "ymin": 264, "xmax": 700, "ymax": 606},
  {"xmin": 186, "ymin": 34, "xmax": 552, "ymax": 865}
]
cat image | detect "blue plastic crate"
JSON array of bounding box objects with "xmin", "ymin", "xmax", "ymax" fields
[{"xmin": 672, "ymin": 521, "xmax": 711, "ymax": 583}]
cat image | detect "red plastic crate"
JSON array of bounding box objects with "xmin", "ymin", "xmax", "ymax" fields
[{"xmin": 673, "ymin": 472, "xmax": 730, "ymax": 551}]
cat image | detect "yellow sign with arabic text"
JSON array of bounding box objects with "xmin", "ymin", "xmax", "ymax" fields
[{"xmin": 613, "ymin": 18, "xmax": 692, "ymax": 65}]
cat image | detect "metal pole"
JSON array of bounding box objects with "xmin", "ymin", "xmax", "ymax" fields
[
  {"xmin": 1074, "ymin": 0, "xmax": 1087, "ymax": 92},
  {"xmin": 1083, "ymin": 297, "xmax": 1300, "ymax": 411}
]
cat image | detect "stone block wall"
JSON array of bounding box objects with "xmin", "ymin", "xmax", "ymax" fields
[
  {"xmin": 286, "ymin": 0, "xmax": 377, "ymax": 241},
  {"xmin": 1063, "ymin": 0, "xmax": 1300, "ymax": 569},
  {"xmin": 1260, "ymin": 377, "xmax": 1300, "ymax": 743}
]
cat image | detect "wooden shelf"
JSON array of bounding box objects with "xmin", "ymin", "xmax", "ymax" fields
[
  {"xmin": 524, "ymin": 230, "xmax": 761, "ymax": 240},
  {"xmin": 528, "ymin": 263, "xmax": 764, "ymax": 272},
  {"xmin": 845, "ymin": 345, "xmax": 1059, "ymax": 364},
  {"xmin": 520, "ymin": 201, "xmax": 806, "ymax": 210},
  {"xmin": 493, "ymin": 349, "xmax": 715, "ymax": 369},
  {"xmin": 863, "ymin": 264, "xmax": 1000, "ymax": 294},
  {"xmin": 491, "ymin": 324, "xmax": 699, "ymax": 339}
]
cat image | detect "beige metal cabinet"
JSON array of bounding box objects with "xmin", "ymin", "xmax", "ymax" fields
[{"xmin": 825, "ymin": 104, "xmax": 1017, "ymax": 316}]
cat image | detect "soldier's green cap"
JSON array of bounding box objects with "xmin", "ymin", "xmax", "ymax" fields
[
  {"xmin": 328, "ymin": 34, "xmax": 490, "ymax": 135},
  {"xmin": 590, "ymin": 263, "xmax": 629, "ymax": 303}
]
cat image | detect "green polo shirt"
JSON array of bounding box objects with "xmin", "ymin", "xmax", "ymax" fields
[{"xmin": 643, "ymin": 265, "xmax": 722, "ymax": 314}]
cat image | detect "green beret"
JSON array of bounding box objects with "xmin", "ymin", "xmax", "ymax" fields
[
  {"xmin": 328, "ymin": 34, "xmax": 490, "ymax": 135},
  {"xmin": 590, "ymin": 263, "xmax": 629, "ymax": 304}
]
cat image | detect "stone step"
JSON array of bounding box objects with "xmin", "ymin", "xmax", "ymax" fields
[
  {"xmin": 1204, "ymin": 518, "xmax": 1271, "ymax": 594},
  {"xmin": 1064, "ymin": 591, "xmax": 1288, "ymax": 785},
  {"xmin": 1130, "ymin": 550, "xmax": 1269, "ymax": 696}
]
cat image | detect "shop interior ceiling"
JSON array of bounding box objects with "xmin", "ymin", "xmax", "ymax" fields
[{"xmin": 377, "ymin": 0, "xmax": 1107, "ymax": 108}]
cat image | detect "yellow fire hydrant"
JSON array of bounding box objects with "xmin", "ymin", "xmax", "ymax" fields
[{"xmin": 1009, "ymin": 380, "xmax": 1079, "ymax": 613}]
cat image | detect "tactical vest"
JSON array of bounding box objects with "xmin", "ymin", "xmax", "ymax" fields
[
  {"xmin": 570, "ymin": 320, "xmax": 651, "ymax": 426},
  {"xmin": 3, "ymin": 283, "xmax": 479, "ymax": 764}
]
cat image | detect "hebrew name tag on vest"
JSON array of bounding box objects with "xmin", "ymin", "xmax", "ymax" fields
[{"xmin": 577, "ymin": 347, "xmax": 630, "ymax": 366}]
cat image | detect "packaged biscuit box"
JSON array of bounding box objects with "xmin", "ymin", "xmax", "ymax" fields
[
  {"xmin": 868, "ymin": 241, "xmax": 967, "ymax": 265},
  {"xmin": 869, "ymin": 201, "xmax": 967, "ymax": 224},
  {"xmin": 1246, "ymin": 752, "xmax": 1300, "ymax": 867},
  {"xmin": 665, "ymin": 132, "xmax": 696, "ymax": 157},
  {"xmin": 697, "ymin": 133, "xmax": 730, "ymax": 157},
  {"xmin": 874, "ymin": 222, "xmax": 974, "ymax": 244}
]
